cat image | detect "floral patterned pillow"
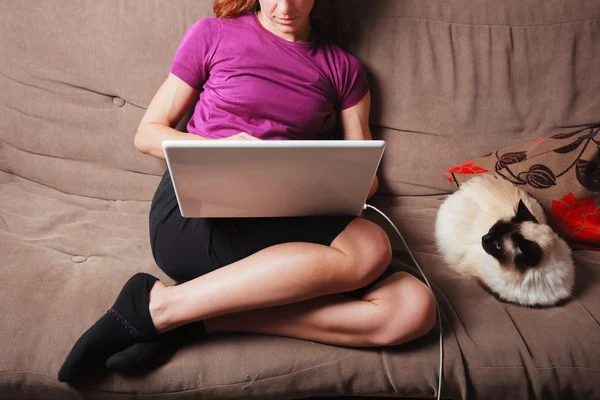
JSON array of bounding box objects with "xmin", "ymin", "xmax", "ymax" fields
[{"xmin": 442, "ymin": 124, "xmax": 600, "ymax": 250}]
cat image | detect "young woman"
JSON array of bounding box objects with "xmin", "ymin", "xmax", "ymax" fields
[{"xmin": 58, "ymin": 0, "xmax": 436, "ymax": 382}]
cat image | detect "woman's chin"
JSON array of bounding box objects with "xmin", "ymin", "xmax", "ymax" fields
[{"xmin": 277, "ymin": 25, "xmax": 298, "ymax": 35}]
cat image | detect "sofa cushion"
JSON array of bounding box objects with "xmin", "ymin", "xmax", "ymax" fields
[
  {"xmin": 1, "ymin": 171, "xmax": 599, "ymax": 399},
  {"xmin": 442, "ymin": 124, "xmax": 600, "ymax": 250}
]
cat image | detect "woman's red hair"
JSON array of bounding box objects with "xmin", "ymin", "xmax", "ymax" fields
[{"xmin": 213, "ymin": 0, "xmax": 258, "ymax": 18}]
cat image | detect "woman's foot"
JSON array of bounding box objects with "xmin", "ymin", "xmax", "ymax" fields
[
  {"xmin": 105, "ymin": 319, "xmax": 208, "ymax": 374},
  {"xmin": 105, "ymin": 279, "xmax": 208, "ymax": 374},
  {"xmin": 58, "ymin": 273, "xmax": 162, "ymax": 382}
]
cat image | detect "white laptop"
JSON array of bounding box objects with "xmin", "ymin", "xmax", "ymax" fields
[{"xmin": 162, "ymin": 139, "xmax": 386, "ymax": 218}]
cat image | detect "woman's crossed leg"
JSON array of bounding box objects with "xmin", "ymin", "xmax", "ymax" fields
[
  {"xmin": 58, "ymin": 217, "xmax": 436, "ymax": 382},
  {"xmin": 150, "ymin": 217, "xmax": 437, "ymax": 347}
]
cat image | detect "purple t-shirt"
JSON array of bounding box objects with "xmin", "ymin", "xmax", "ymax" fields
[{"xmin": 169, "ymin": 13, "xmax": 369, "ymax": 140}]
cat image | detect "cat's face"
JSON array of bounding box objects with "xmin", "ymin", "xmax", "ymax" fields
[{"xmin": 481, "ymin": 200, "xmax": 543, "ymax": 273}]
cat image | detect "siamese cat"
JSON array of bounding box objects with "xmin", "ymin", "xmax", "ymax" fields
[{"xmin": 435, "ymin": 174, "xmax": 575, "ymax": 307}]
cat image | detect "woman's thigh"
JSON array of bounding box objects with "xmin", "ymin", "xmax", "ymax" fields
[{"xmin": 151, "ymin": 208, "xmax": 357, "ymax": 284}]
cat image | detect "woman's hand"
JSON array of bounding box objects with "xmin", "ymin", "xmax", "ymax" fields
[
  {"xmin": 367, "ymin": 175, "xmax": 379, "ymax": 200},
  {"xmin": 221, "ymin": 132, "xmax": 261, "ymax": 140}
]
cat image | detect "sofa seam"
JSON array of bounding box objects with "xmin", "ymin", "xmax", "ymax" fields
[
  {"xmin": 379, "ymin": 15, "xmax": 600, "ymax": 28},
  {"xmin": 573, "ymin": 297, "xmax": 600, "ymax": 328},
  {"xmin": 0, "ymin": 207, "xmax": 146, "ymax": 233},
  {"xmin": 379, "ymin": 350, "xmax": 400, "ymax": 394},
  {"xmin": 0, "ymin": 170, "xmax": 154, "ymax": 203},
  {"xmin": 1, "ymin": 138, "xmax": 158, "ymax": 182},
  {"xmin": 91, "ymin": 354, "xmax": 362, "ymax": 394}
]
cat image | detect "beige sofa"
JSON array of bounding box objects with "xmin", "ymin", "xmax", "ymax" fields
[{"xmin": 1, "ymin": 0, "xmax": 599, "ymax": 399}]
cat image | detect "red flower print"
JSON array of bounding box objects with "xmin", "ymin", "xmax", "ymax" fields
[
  {"xmin": 445, "ymin": 160, "xmax": 489, "ymax": 175},
  {"xmin": 550, "ymin": 193, "xmax": 600, "ymax": 250}
]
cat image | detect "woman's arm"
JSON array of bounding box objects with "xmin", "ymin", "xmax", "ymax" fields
[
  {"xmin": 339, "ymin": 90, "xmax": 379, "ymax": 199},
  {"xmin": 134, "ymin": 73, "xmax": 209, "ymax": 160},
  {"xmin": 135, "ymin": 73, "xmax": 261, "ymax": 160}
]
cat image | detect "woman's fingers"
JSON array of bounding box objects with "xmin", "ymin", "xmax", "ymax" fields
[
  {"xmin": 239, "ymin": 132, "xmax": 261, "ymax": 140},
  {"xmin": 221, "ymin": 132, "xmax": 261, "ymax": 140}
]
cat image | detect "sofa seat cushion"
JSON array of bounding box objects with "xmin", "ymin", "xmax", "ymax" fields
[
  {"xmin": 1, "ymin": 171, "xmax": 599, "ymax": 399},
  {"xmin": 0, "ymin": 171, "xmax": 398, "ymax": 399}
]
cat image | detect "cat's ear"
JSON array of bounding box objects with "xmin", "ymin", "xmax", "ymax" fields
[{"xmin": 516, "ymin": 200, "xmax": 538, "ymax": 224}]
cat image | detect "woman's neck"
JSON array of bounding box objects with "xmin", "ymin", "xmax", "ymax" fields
[{"xmin": 255, "ymin": 9, "xmax": 312, "ymax": 43}]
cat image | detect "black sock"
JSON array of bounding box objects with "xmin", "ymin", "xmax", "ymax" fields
[
  {"xmin": 105, "ymin": 320, "xmax": 207, "ymax": 374},
  {"xmin": 58, "ymin": 272, "xmax": 161, "ymax": 382}
]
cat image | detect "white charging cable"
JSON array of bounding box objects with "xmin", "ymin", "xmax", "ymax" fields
[{"xmin": 364, "ymin": 203, "xmax": 443, "ymax": 400}]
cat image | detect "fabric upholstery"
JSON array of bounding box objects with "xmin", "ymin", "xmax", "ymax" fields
[
  {"xmin": 1, "ymin": 0, "xmax": 599, "ymax": 399},
  {"xmin": 1, "ymin": 171, "xmax": 599, "ymax": 399}
]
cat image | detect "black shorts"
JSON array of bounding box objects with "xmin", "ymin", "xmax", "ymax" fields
[{"xmin": 149, "ymin": 169, "xmax": 358, "ymax": 284}]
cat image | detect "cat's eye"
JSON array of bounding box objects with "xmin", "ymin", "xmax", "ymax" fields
[{"xmin": 494, "ymin": 241, "xmax": 501, "ymax": 250}]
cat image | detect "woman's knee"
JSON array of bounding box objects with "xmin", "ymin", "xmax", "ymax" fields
[
  {"xmin": 330, "ymin": 218, "xmax": 392, "ymax": 290},
  {"xmin": 370, "ymin": 272, "xmax": 437, "ymax": 346}
]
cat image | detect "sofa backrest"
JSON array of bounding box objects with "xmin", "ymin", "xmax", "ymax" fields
[
  {"xmin": 332, "ymin": 0, "xmax": 600, "ymax": 196},
  {"xmin": 1, "ymin": 0, "xmax": 599, "ymax": 200}
]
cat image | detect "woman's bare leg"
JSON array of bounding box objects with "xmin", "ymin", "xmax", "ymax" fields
[
  {"xmin": 149, "ymin": 218, "xmax": 392, "ymax": 335},
  {"xmin": 202, "ymin": 271, "xmax": 437, "ymax": 347}
]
